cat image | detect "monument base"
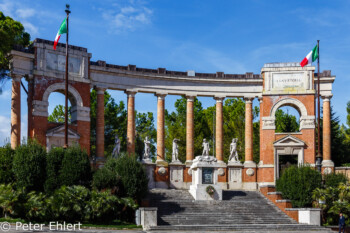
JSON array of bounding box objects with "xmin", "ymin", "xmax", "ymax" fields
[{"xmin": 189, "ymin": 184, "xmax": 222, "ymax": 200}]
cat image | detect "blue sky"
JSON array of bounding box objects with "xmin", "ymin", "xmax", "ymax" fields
[{"xmin": 0, "ymin": 0, "xmax": 349, "ymax": 145}]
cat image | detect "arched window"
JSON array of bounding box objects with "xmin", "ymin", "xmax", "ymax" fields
[{"xmin": 48, "ymin": 92, "xmax": 72, "ymax": 123}]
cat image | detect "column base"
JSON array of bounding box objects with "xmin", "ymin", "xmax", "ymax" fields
[
  {"xmin": 243, "ymin": 161, "xmax": 257, "ymax": 191},
  {"xmin": 322, "ymin": 160, "xmax": 334, "ymax": 175}
]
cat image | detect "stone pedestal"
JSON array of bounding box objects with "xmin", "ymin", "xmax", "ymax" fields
[
  {"xmin": 142, "ymin": 160, "xmax": 156, "ymax": 189},
  {"xmin": 189, "ymin": 156, "xmax": 223, "ymax": 200},
  {"xmin": 228, "ymin": 161, "xmax": 243, "ymax": 189},
  {"xmin": 169, "ymin": 162, "xmax": 185, "ymax": 189}
]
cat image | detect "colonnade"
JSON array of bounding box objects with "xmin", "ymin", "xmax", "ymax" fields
[{"xmin": 93, "ymin": 91, "xmax": 256, "ymax": 165}]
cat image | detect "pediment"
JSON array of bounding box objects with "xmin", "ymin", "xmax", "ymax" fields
[
  {"xmin": 46, "ymin": 125, "xmax": 80, "ymax": 139},
  {"xmin": 274, "ymin": 134, "xmax": 305, "ymax": 147}
]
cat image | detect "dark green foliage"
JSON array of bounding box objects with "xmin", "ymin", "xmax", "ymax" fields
[
  {"xmin": 106, "ymin": 155, "xmax": 148, "ymax": 201},
  {"xmin": 0, "ymin": 144, "xmax": 14, "ymax": 184},
  {"xmin": 12, "ymin": 140, "xmax": 46, "ymax": 191},
  {"xmin": 51, "ymin": 186, "xmax": 90, "ymax": 222},
  {"xmin": 0, "ymin": 11, "xmax": 30, "ymax": 78},
  {"xmin": 48, "ymin": 105, "xmax": 71, "ymax": 123},
  {"xmin": 45, "ymin": 147, "xmax": 65, "ymax": 193},
  {"xmin": 275, "ymin": 109, "xmax": 299, "ymax": 133},
  {"xmin": 324, "ymin": 173, "xmax": 348, "ymax": 188},
  {"xmin": 276, "ymin": 165, "xmax": 322, "ymax": 207},
  {"xmin": 92, "ymin": 166, "xmax": 123, "ymax": 196},
  {"xmin": 59, "ymin": 145, "xmax": 92, "ymax": 188},
  {"xmin": 135, "ymin": 112, "xmax": 157, "ymax": 160}
]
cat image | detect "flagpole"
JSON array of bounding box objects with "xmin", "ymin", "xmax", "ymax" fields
[
  {"xmin": 316, "ymin": 40, "xmax": 322, "ymax": 172},
  {"xmin": 64, "ymin": 4, "xmax": 71, "ymax": 149}
]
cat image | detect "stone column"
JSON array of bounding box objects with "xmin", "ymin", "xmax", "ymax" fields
[
  {"xmin": 215, "ymin": 97, "xmax": 224, "ymax": 162},
  {"xmin": 244, "ymin": 97, "xmax": 254, "ymax": 163},
  {"xmin": 186, "ymin": 96, "xmax": 195, "ymax": 164},
  {"xmin": 322, "ymin": 95, "xmax": 334, "ymax": 169},
  {"xmin": 156, "ymin": 94, "xmax": 166, "ymax": 162},
  {"xmin": 126, "ymin": 91, "xmax": 136, "ymax": 154},
  {"xmin": 11, "ymin": 75, "xmax": 21, "ymax": 149},
  {"xmin": 96, "ymin": 87, "xmax": 105, "ymax": 159}
]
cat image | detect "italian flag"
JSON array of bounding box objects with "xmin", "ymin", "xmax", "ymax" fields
[
  {"xmin": 53, "ymin": 18, "xmax": 67, "ymax": 50},
  {"xmin": 300, "ymin": 44, "xmax": 318, "ymax": 67}
]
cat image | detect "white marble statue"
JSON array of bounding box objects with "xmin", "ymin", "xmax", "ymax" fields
[
  {"xmin": 143, "ymin": 136, "xmax": 151, "ymax": 160},
  {"xmin": 172, "ymin": 138, "xmax": 180, "ymax": 162},
  {"xmin": 229, "ymin": 138, "xmax": 239, "ymax": 162},
  {"xmin": 112, "ymin": 134, "xmax": 121, "ymax": 159},
  {"xmin": 202, "ymin": 138, "xmax": 210, "ymax": 157}
]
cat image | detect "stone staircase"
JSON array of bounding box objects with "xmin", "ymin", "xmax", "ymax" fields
[{"xmin": 146, "ymin": 189, "xmax": 331, "ymax": 232}]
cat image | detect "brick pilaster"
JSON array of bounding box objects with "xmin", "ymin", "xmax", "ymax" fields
[{"xmin": 96, "ymin": 87, "xmax": 105, "ymax": 158}]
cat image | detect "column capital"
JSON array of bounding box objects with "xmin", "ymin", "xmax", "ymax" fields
[
  {"xmin": 155, "ymin": 93, "xmax": 167, "ymax": 100},
  {"xmin": 11, "ymin": 74, "xmax": 22, "ymax": 82},
  {"xmin": 214, "ymin": 97, "xmax": 225, "ymax": 102},
  {"xmin": 321, "ymin": 95, "xmax": 332, "ymax": 102},
  {"xmin": 125, "ymin": 90, "xmax": 137, "ymax": 97},
  {"xmin": 186, "ymin": 95, "xmax": 195, "ymax": 102},
  {"xmin": 95, "ymin": 87, "xmax": 106, "ymax": 94},
  {"xmin": 244, "ymin": 97, "xmax": 255, "ymax": 103}
]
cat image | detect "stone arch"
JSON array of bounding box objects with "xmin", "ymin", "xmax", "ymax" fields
[
  {"xmin": 270, "ymin": 98, "xmax": 307, "ymax": 118},
  {"xmin": 42, "ymin": 82, "xmax": 83, "ymax": 107},
  {"xmin": 262, "ymin": 98, "xmax": 315, "ymax": 130}
]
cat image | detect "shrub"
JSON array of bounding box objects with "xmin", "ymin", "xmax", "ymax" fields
[
  {"xmin": 106, "ymin": 154, "xmax": 148, "ymax": 201},
  {"xmin": 92, "ymin": 166, "xmax": 123, "ymax": 195},
  {"xmin": 25, "ymin": 191, "xmax": 52, "ymax": 222},
  {"xmin": 87, "ymin": 190, "xmax": 119, "ymax": 223},
  {"xmin": 0, "ymin": 184, "xmax": 21, "ymax": 218},
  {"xmin": 276, "ymin": 165, "xmax": 322, "ymax": 207},
  {"xmin": 0, "ymin": 144, "xmax": 15, "ymax": 184},
  {"xmin": 51, "ymin": 185, "xmax": 90, "ymax": 222},
  {"xmin": 59, "ymin": 145, "xmax": 92, "ymax": 188},
  {"xmin": 12, "ymin": 140, "xmax": 47, "ymax": 191},
  {"xmin": 45, "ymin": 147, "xmax": 65, "ymax": 193},
  {"xmin": 324, "ymin": 173, "xmax": 348, "ymax": 188}
]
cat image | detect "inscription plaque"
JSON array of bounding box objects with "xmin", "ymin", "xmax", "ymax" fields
[
  {"xmin": 202, "ymin": 168, "xmax": 213, "ymax": 184},
  {"xmin": 272, "ymin": 73, "xmax": 305, "ymax": 90}
]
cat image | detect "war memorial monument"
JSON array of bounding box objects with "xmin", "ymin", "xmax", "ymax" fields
[{"xmin": 8, "ymin": 38, "xmax": 336, "ymax": 231}]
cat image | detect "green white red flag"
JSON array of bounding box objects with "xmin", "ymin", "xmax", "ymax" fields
[
  {"xmin": 53, "ymin": 18, "xmax": 67, "ymax": 50},
  {"xmin": 300, "ymin": 44, "xmax": 319, "ymax": 67}
]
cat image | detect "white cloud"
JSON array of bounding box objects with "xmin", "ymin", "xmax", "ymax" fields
[
  {"xmin": 0, "ymin": 115, "xmax": 11, "ymax": 146},
  {"xmin": 22, "ymin": 21, "xmax": 38, "ymax": 35},
  {"xmin": 102, "ymin": 1, "xmax": 153, "ymax": 33},
  {"xmin": 16, "ymin": 8, "xmax": 35, "ymax": 19}
]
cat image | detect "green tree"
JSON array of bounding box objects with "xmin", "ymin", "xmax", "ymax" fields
[
  {"xmin": 275, "ymin": 109, "xmax": 299, "ymax": 133},
  {"xmin": 47, "ymin": 105, "xmax": 71, "ymax": 123},
  {"xmin": 135, "ymin": 112, "xmax": 157, "ymax": 160},
  {"xmin": 59, "ymin": 145, "xmax": 92, "ymax": 188},
  {"xmin": 276, "ymin": 165, "xmax": 322, "ymax": 207},
  {"xmin": 12, "ymin": 140, "xmax": 47, "ymax": 192},
  {"xmin": 0, "ymin": 12, "xmax": 30, "ymax": 79},
  {"xmin": 0, "ymin": 144, "xmax": 14, "ymax": 184}
]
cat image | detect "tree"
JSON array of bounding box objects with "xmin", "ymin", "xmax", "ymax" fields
[
  {"xmin": 0, "ymin": 12, "xmax": 30, "ymax": 80},
  {"xmin": 47, "ymin": 105, "xmax": 71, "ymax": 123},
  {"xmin": 275, "ymin": 109, "xmax": 299, "ymax": 133},
  {"xmin": 135, "ymin": 112, "xmax": 157, "ymax": 160}
]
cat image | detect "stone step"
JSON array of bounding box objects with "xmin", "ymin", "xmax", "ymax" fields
[{"xmin": 147, "ymin": 224, "xmax": 331, "ymax": 232}]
